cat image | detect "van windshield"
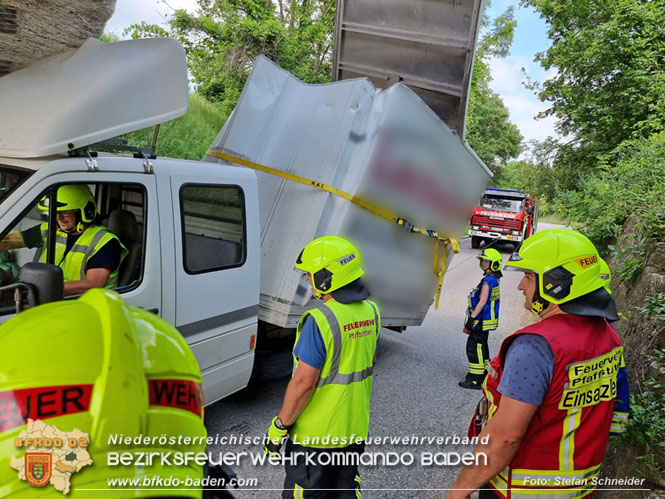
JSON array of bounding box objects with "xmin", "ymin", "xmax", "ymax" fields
[
  {"xmin": 0, "ymin": 166, "xmax": 32, "ymax": 204},
  {"xmin": 482, "ymin": 195, "xmax": 524, "ymax": 213}
]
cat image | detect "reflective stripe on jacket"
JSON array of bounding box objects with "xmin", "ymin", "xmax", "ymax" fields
[
  {"xmin": 481, "ymin": 314, "xmax": 623, "ymax": 498},
  {"xmin": 468, "ymin": 273, "xmax": 500, "ymax": 331},
  {"xmin": 289, "ymin": 299, "xmax": 380, "ymax": 448},
  {"xmin": 40, "ymin": 223, "xmax": 128, "ymax": 287}
]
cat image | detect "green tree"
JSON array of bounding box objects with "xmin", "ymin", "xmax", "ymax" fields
[
  {"xmin": 125, "ymin": 0, "xmax": 335, "ymax": 119},
  {"xmin": 556, "ymin": 131, "xmax": 665, "ymax": 247},
  {"xmin": 521, "ymin": 137, "xmax": 563, "ymax": 200},
  {"xmin": 466, "ymin": 6, "xmax": 523, "ymax": 176},
  {"xmin": 522, "ymin": 0, "xmax": 665, "ymax": 173},
  {"xmin": 493, "ymin": 159, "xmax": 546, "ymax": 196},
  {"xmin": 99, "ymin": 32, "xmax": 119, "ymax": 43}
]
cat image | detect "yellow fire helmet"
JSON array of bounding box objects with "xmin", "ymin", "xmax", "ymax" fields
[
  {"xmin": 38, "ymin": 185, "xmax": 97, "ymax": 223},
  {"xmin": 476, "ymin": 247, "xmax": 502, "ymax": 272},
  {"xmin": 295, "ymin": 235, "xmax": 364, "ymax": 299},
  {"xmin": 0, "ymin": 289, "xmax": 206, "ymax": 498},
  {"xmin": 505, "ymin": 228, "xmax": 606, "ymax": 312}
]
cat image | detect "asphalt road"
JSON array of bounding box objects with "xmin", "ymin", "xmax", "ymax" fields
[{"xmin": 205, "ymin": 224, "xmax": 562, "ymax": 497}]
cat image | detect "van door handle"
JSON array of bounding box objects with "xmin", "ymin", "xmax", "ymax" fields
[{"xmin": 146, "ymin": 308, "xmax": 159, "ymax": 315}]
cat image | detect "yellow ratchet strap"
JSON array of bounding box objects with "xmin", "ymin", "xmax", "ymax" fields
[{"xmin": 206, "ymin": 149, "xmax": 459, "ymax": 308}]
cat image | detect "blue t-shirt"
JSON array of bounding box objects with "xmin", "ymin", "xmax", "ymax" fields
[
  {"xmin": 497, "ymin": 334, "xmax": 554, "ymax": 405},
  {"xmin": 293, "ymin": 316, "xmax": 326, "ymax": 369}
]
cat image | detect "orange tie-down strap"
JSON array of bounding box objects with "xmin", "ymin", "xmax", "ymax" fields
[{"xmin": 205, "ymin": 149, "xmax": 460, "ymax": 308}]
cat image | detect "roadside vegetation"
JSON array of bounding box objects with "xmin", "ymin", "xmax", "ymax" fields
[
  {"xmin": 122, "ymin": 93, "xmax": 226, "ymax": 160},
  {"xmin": 109, "ymin": 0, "xmax": 664, "ymax": 488},
  {"xmin": 506, "ymin": 0, "xmax": 665, "ymax": 488}
]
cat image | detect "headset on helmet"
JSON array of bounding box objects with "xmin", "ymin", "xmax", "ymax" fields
[
  {"xmin": 476, "ymin": 248, "xmax": 502, "ymax": 272},
  {"xmin": 38, "ymin": 184, "xmax": 97, "ymax": 224},
  {"xmin": 504, "ymin": 228, "xmax": 607, "ymax": 314},
  {"xmin": 0, "ymin": 289, "xmax": 206, "ymax": 496},
  {"xmin": 295, "ymin": 236, "xmax": 364, "ymax": 299}
]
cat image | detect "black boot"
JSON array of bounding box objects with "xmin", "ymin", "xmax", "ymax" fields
[
  {"xmin": 459, "ymin": 373, "xmax": 483, "ymax": 389},
  {"xmin": 458, "ymin": 379, "xmax": 482, "ymax": 390}
]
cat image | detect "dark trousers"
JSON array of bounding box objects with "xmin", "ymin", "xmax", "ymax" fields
[
  {"xmin": 465, "ymin": 329, "xmax": 490, "ymax": 383},
  {"xmin": 479, "ymin": 486, "xmax": 500, "ymax": 498},
  {"xmin": 282, "ymin": 440, "xmax": 364, "ymax": 498}
]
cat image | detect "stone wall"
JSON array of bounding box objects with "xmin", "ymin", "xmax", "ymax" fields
[
  {"xmin": 609, "ymin": 218, "xmax": 665, "ymax": 369},
  {"xmin": 0, "ymin": 0, "xmax": 116, "ymax": 75},
  {"xmin": 601, "ymin": 218, "xmax": 665, "ymax": 498}
]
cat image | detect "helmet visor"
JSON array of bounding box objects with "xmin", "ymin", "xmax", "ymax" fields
[
  {"xmin": 294, "ymin": 248, "xmax": 312, "ymax": 274},
  {"xmin": 38, "ymin": 195, "xmax": 68, "ymax": 210},
  {"xmin": 503, "ymin": 242, "xmax": 532, "ymax": 272}
]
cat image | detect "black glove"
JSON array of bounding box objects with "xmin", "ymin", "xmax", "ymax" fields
[{"xmin": 465, "ymin": 315, "xmax": 481, "ymax": 333}]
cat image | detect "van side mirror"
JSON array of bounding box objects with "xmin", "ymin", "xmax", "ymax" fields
[
  {"xmin": 0, "ymin": 263, "xmax": 63, "ymax": 314},
  {"xmin": 20, "ymin": 263, "xmax": 64, "ymax": 306},
  {"xmin": 527, "ymin": 205, "xmax": 534, "ymax": 214}
]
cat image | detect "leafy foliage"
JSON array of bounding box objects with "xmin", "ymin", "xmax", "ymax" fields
[
  {"xmin": 99, "ymin": 32, "xmax": 119, "ymax": 43},
  {"xmin": 121, "ymin": 93, "xmax": 227, "ymax": 160},
  {"xmin": 608, "ymin": 236, "xmax": 647, "ymax": 284},
  {"xmin": 622, "ymin": 345, "xmax": 665, "ymax": 482},
  {"xmin": 491, "ymin": 159, "xmax": 554, "ymax": 214},
  {"xmin": 637, "ymin": 293, "xmax": 665, "ymax": 321},
  {"xmin": 125, "ymin": 0, "xmax": 335, "ymax": 118},
  {"xmin": 554, "ymin": 132, "xmax": 665, "ymax": 249},
  {"xmin": 466, "ymin": 6, "xmax": 523, "ymax": 175}
]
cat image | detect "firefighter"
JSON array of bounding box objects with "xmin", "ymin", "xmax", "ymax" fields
[
  {"xmin": 0, "ymin": 288, "xmax": 207, "ymax": 498},
  {"xmin": 459, "ymin": 248, "xmax": 502, "ymax": 390},
  {"xmin": 0, "ymin": 184, "xmax": 127, "ymax": 295},
  {"xmin": 264, "ymin": 236, "xmax": 380, "ymax": 498},
  {"xmin": 448, "ymin": 228, "xmax": 629, "ymax": 499}
]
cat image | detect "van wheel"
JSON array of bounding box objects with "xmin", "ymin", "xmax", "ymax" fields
[
  {"xmin": 250, "ymin": 349, "xmax": 293, "ymax": 382},
  {"xmin": 471, "ymin": 236, "xmax": 480, "ymax": 249}
]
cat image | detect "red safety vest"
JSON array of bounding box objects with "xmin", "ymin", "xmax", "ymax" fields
[{"xmin": 482, "ymin": 314, "xmax": 623, "ymax": 498}]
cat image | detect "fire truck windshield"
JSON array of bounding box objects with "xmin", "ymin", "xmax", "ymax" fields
[{"xmin": 483, "ymin": 196, "xmax": 524, "ymax": 213}]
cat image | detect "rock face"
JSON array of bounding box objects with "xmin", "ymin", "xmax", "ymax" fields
[
  {"xmin": 0, "ymin": 0, "xmax": 117, "ymax": 75},
  {"xmin": 601, "ymin": 218, "xmax": 665, "ymax": 498},
  {"xmin": 609, "ymin": 218, "xmax": 665, "ymax": 364}
]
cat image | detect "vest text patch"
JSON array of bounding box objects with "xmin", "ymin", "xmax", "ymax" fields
[
  {"xmin": 559, "ymin": 347, "xmax": 623, "ymax": 409},
  {"xmin": 343, "ymin": 319, "xmax": 375, "ymax": 332}
]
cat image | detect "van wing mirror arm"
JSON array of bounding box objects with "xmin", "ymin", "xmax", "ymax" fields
[{"xmin": 0, "ymin": 282, "xmax": 37, "ymax": 314}]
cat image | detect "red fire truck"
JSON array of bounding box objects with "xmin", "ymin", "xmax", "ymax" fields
[{"xmin": 468, "ymin": 188, "xmax": 538, "ymax": 248}]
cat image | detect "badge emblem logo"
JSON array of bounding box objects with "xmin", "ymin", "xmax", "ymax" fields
[{"xmin": 25, "ymin": 453, "xmax": 52, "ymax": 487}]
